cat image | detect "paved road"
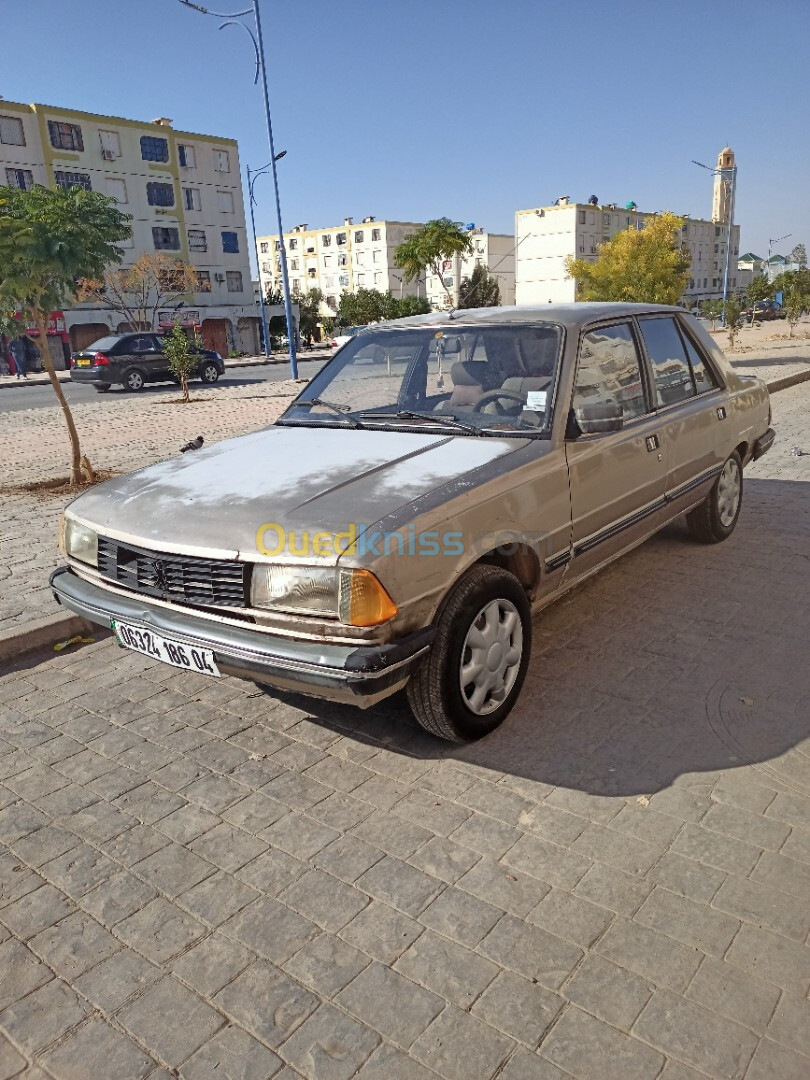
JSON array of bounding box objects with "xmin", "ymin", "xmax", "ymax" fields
[
  {"xmin": 1, "ymin": 385, "xmax": 809, "ymax": 1078},
  {"xmin": 0, "ymin": 359, "xmax": 328, "ymax": 415}
]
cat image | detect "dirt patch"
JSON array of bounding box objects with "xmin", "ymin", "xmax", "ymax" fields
[{"xmin": 1, "ymin": 470, "xmax": 119, "ymax": 498}]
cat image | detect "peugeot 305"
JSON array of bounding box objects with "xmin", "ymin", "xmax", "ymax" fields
[{"xmin": 51, "ymin": 304, "xmax": 774, "ymax": 742}]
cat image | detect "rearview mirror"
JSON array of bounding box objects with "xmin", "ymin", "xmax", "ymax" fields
[{"xmin": 574, "ymin": 402, "xmax": 624, "ymax": 434}]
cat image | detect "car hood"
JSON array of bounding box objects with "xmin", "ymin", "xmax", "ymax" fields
[{"xmin": 68, "ymin": 424, "xmax": 522, "ymax": 563}]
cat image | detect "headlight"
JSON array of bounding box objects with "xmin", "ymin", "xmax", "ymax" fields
[
  {"xmin": 63, "ymin": 518, "xmax": 98, "ymax": 567},
  {"xmin": 251, "ymin": 565, "xmax": 397, "ymax": 626}
]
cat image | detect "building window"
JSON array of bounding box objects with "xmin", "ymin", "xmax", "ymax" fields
[
  {"xmin": 5, "ymin": 168, "xmax": 34, "ymax": 189},
  {"xmin": 105, "ymin": 177, "xmax": 127, "ymax": 203},
  {"xmin": 374, "ymin": 272, "xmax": 382, "ymax": 286},
  {"xmin": 324, "ymin": 276, "xmax": 334, "ymax": 288},
  {"xmin": 221, "ymin": 231, "xmax": 239, "ymax": 253},
  {"xmin": 178, "ymin": 144, "xmax": 196, "ymax": 168},
  {"xmin": 321, "ymin": 234, "xmax": 332, "ymax": 247},
  {"xmin": 213, "ymin": 149, "xmax": 230, "ymax": 172},
  {"xmin": 226, "ymin": 271, "xmax": 243, "ymax": 292},
  {"xmin": 147, "ymin": 181, "xmax": 175, "ymax": 207},
  {"xmin": 48, "ymin": 120, "xmax": 83, "ymax": 151},
  {"xmin": 288, "ymin": 238, "xmax": 297, "ymax": 250},
  {"xmin": 443, "ymin": 275, "xmax": 454, "ymax": 287},
  {"xmin": 260, "ymin": 261, "xmax": 270, "ymax": 273},
  {"xmin": 99, "ymin": 130, "xmax": 121, "ymax": 158},
  {"xmin": 260, "ymin": 242, "xmax": 268, "ymax": 253},
  {"xmin": 355, "ymin": 252, "xmax": 365, "ymax": 266},
  {"xmin": 54, "ymin": 171, "xmax": 91, "ymax": 191},
  {"xmin": 354, "ymin": 230, "xmax": 364, "ymax": 243},
  {"xmin": 140, "ymin": 135, "xmax": 169, "ymax": 162},
  {"xmin": 292, "ymin": 279, "xmax": 300, "ymax": 291},
  {"xmin": 338, "ymin": 253, "xmax": 347, "ymax": 267},
  {"xmin": 0, "ymin": 115, "xmax": 25, "ymax": 146},
  {"xmin": 339, "ymin": 274, "xmax": 349, "ymax": 287},
  {"xmin": 603, "ymin": 213, "xmax": 611, "ymax": 226},
  {"xmin": 578, "ymin": 210, "xmax": 586, "ymax": 224},
  {"xmin": 188, "ymin": 228, "xmax": 207, "ymax": 252},
  {"xmin": 183, "ymin": 187, "xmax": 201, "ymax": 211},
  {"xmin": 152, "ymin": 226, "xmax": 180, "ymax": 250},
  {"xmin": 371, "ymin": 228, "xmax": 381, "ymax": 241},
  {"xmin": 290, "ymin": 259, "xmax": 299, "ymax": 270},
  {"xmin": 336, "ymin": 232, "xmax": 346, "ymax": 245},
  {"xmin": 217, "ymin": 190, "xmax": 234, "ymax": 213},
  {"xmin": 323, "ymin": 255, "xmax": 333, "ymax": 267},
  {"xmin": 372, "ymin": 250, "xmax": 381, "ymax": 263},
  {"xmin": 356, "ymin": 273, "xmax": 365, "ymax": 286},
  {"xmin": 196, "ymin": 270, "xmax": 211, "ymax": 292}
]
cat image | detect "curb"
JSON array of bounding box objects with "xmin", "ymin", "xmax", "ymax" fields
[
  {"xmin": 765, "ymin": 368, "xmax": 810, "ymax": 394},
  {"xmin": 0, "ymin": 611, "xmax": 95, "ymax": 665}
]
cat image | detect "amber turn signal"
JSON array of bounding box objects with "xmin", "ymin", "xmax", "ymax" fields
[{"xmin": 339, "ymin": 569, "xmax": 398, "ymax": 626}]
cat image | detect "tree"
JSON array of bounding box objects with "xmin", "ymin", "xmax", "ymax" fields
[
  {"xmin": 457, "ymin": 264, "xmax": 500, "ymax": 309},
  {"xmin": 394, "ymin": 295, "xmax": 432, "ymax": 318},
  {"xmin": 565, "ymin": 212, "xmax": 691, "ymax": 304},
  {"xmin": 789, "ymin": 243, "xmax": 807, "ymax": 269},
  {"xmin": 0, "ymin": 184, "xmax": 131, "ymax": 485},
  {"xmin": 337, "ymin": 288, "xmax": 397, "ymax": 327},
  {"xmin": 264, "ymin": 284, "xmax": 284, "ymax": 306},
  {"xmin": 78, "ymin": 253, "xmax": 199, "ymax": 333},
  {"xmin": 292, "ymin": 287, "xmax": 323, "ymax": 342},
  {"xmin": 162, "ymin": 323, "xmax": 197, "ymax": 403},
  {"xmin": 746, "ymin": 274, "xmax": 771, "ymax": 305},
  {"xmin": 702, "ymin": 299, "xmax": 724, "ymax": 330},
  {"xmin": 723, "ymin": 296, "xmax": 744, "ymax": 350},
  {"xmin": 772, "ymin": 270, "xmax": 810, "ymax": 338},
  {"xmin": 395, "ymin": 218, "xmax": 474, "ymax": 304}
]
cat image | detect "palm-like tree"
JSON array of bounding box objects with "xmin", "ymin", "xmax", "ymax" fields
[{"xmin": 395, "ymin": 218, "xmax": 474, "ymax": 305}]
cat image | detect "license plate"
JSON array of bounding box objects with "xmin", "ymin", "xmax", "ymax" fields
[
  {"xmin": 112, "ymin": 620, "xmax": 220, "ymax": 677},
  {"xmin": 76, "ymin": 358, "xmax": 90, "ymax": 366}
]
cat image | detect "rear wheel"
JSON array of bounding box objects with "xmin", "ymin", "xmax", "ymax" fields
[
  {"xmin": 686, "ymin": 451, "xmax": 743, "ymax": 543},
  {"xmin": 123, "ymin": 368, "xmax": 145, "ymax": 392},
  {"xmin": 406, "ymin": 564, "xmax": 531, "ymax": 743},
  {"xmin": 200, "ymin": 362, "xmax": 220, "ymax": 384},
  {"xmin": 94, "ymin": 384, "xmax": 111, "ymax": 393}
]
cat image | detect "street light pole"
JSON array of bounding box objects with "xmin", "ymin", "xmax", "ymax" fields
[
  {"xmin": 247, "ymin": 152, "xmax": 286, "ymax": 359},
  {"xmin": 767, "ymin": 233, "xmax": 791, "ymax": 283},
  {"xmin": 178, "ymin": 0, "xmax": 298, "ymax": 379}
]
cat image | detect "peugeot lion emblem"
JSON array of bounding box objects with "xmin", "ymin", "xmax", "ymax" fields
[{"xmin": 149, "ymin": 559, "xmax": 170, "ymax": 592}]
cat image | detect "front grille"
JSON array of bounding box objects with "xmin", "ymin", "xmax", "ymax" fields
[{"xmin": 97, "ymin": 536, "xmax": 248, "ymax": 609}]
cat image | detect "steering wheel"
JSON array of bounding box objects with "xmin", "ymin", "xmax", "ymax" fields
[{"xmin": 472, "ymin": 389, "xmax": 527, "ymax": 415}]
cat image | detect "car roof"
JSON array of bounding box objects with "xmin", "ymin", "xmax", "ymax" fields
[{"xmin": 368, "ymin": 303, "xmax": 685, "ymax": 332}]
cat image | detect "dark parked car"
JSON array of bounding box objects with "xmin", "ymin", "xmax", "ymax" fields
[
  {"xmin": 745, "ymin": 300, "xmax": 785, "ymax": 323},
  {"xmin": 70, "ymin": 333, "xmax": 225, "ymax": 392}
]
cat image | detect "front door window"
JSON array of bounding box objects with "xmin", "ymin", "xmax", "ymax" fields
[{"xmin": 573, "ymin": 323, "xmax": 647, "ymax": 422}]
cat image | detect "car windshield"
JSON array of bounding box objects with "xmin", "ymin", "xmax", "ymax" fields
[
  {"xmin": 282, "ymin": 324, "xmax": 562, "ymax": 435},
  {"xmin": 83, "ymin": 336, "xmax": 121, "ymax": 352}
]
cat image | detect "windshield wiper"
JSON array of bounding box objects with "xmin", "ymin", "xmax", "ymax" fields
[
  {"xmin": 358, "ymin": 410, "xmax": 483, "ymax": 435},
  {"xmin": 298, "ymin": 398, "xmax": 362, "ymax": 428}
]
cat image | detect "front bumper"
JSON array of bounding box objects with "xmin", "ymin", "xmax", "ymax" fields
[
  {"xmin": 753, "ymin": 427, "xmax": 776, "ymax": 461},
  {"xmin": 50, "ymin": 566, "xmax": 433, "ymax": 707}
]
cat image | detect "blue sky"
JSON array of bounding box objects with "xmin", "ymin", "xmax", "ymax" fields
[{"xmin": 4, "ymin": 0, "xmax": 809, "ymax": 268}]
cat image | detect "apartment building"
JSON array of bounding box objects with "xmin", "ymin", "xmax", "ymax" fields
[
  {"xmin": 424, "ymin": 228, "xmax": 515, "ymax": 309},
  {"xmin": 0, "ymin": 100, "xmax": 257, "ymax": 362},
  {"xmin": 257, "ymin": 217, "xmax": 429, "ymax": 315},
  {"xmin": 515, "ymin": 199, "xmax": 741, "ymax": 306}
]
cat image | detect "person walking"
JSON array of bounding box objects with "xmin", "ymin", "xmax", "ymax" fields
[{"xmin": 9, "ymin": 337, "xmax": 27, "ymax": 379}]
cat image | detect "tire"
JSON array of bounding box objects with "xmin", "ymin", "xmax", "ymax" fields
[
  {"xmin": 200, "ymin": 362, "xmax": 220, "ymax": 384},
  {"xmin": 94, "ymin": 384, "xmax": 111, "ymax": 393},
  {"xmin": 406, "ymin": 564, "xmax": 531, "ymax": 743},
  {"xmin": 123, "ymin": 368, "xmax": 145, "ymax": 392},
  {"xmin": 686, "ymin": 451, "xmax": 743, "ymax": 543}
]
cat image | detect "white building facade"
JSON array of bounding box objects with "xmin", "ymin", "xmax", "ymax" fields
[
  {"xmin": 257, "ymin": 217, "xmax": 428, "ymax": 316},
  {"xmin": 0, "ymin": 100, "xmax": 258, "ymax": 361},
  {"xmin": 515, "ymin": 199, "xmax": 741, "ymax": 307},
  {"xmin": 424, "ymin": 229, "xmax": 516, "ymax": 310}
]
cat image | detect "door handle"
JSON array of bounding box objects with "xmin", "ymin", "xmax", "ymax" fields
[
  {"xmin": 716, "ymin": 406, "xmax": 727, "ymax": 420},
  {"xmin": 645, "ymin": 435, "xmax": 659, "ymax": 452}
]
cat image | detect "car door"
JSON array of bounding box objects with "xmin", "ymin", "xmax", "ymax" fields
[
  {"xmin": 124, "ymin": 335, "xmax": 162, "ymax": 381},
  {"xmin": 147, "ymin": 335, "xmax": 172, "ymax": 379},
  {"xmin": 635, "ymin": 314, "xmax": 727, "ymax": 512},
  {"xmin": 564, "ymin": 320, "xmax": 668, "ymax": 581}
]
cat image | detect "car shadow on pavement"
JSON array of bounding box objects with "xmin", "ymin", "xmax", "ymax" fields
[{"xmin": 280, "ymin": 477, "xmax": 810, "ymax": 800}]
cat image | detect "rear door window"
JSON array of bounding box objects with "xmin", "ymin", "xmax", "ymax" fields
[
  {"xmin": 679, "ymin": 328, "xmax": 718, "ymax": 393},
  {"xmin": 637, "ymin": 317, "xmax": 696, "ymax": 407}
]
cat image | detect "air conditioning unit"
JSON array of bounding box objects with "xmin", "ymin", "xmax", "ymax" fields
[
  {"xmin": 102, "ymin": 149, "xmax": 115, "ymax": 161},
  {"xmin": 214, "ymin": 273, "xmax": 225, "ymax": 282}
]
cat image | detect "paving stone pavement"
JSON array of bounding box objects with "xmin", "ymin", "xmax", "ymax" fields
[{"xmin": 0, "ymin": 387, "xmax": 809, "ymax": 1077}]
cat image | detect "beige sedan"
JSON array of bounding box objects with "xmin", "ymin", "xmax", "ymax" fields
[{"xmin": 53, "ymin": 303, "xmax": 774, "ymax": 742}]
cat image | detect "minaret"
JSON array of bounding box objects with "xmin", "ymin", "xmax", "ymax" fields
[{"xmin": 712, "ymin": 147, "xmax": 735, "ymax": 223}]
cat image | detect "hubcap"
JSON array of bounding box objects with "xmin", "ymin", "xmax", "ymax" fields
[
  {"xmin": 128, "ymin": 373, "xmax": 142, "ymax": 389},
  {"xmin": 459, "ymin": 598, "xmax": 523, "ymax": 716},
  {"xmin": 717, "ymin": 458, "xmax": 741, "ymax": 526}
]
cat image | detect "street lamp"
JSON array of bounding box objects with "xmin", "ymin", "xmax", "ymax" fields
[
  {"xmin": 178, "ymin": 0, "xmax": 298, "ymax": 379},
  {"xmin": 692, "ymin": 157, "xmax": 737, "ymax": 324},
  {"xmin": 248, "ymin": 151, "xmax": 286, "ymax": 358},
  {"xmin": 767, "ymin": 233, "xmax": 791, "ymax": 283}
]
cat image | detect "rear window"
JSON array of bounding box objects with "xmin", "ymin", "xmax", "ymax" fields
[{"xmin": 81, "ymin": 336, "xmax": 120, "ymax": 352}]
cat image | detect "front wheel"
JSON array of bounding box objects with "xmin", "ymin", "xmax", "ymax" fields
[
  {"xmin": 686, "ymin": 451, "xmax": 743, "ymax": 543},
  {"xmin": 406, "ymin": 564, "xmax": 531, "ymax": 742},
  {"xmin": 123, "ymin": 368, "xmax": 145, "ymax": 392},
  {"xmin": 200, "ymin": 362, "xmax": 220, "ymax": 384}
]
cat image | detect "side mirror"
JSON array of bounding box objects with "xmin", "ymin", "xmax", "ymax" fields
[{"xmin": 574, "ymin": 402, "xmax": 624, "ymax": 434}]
